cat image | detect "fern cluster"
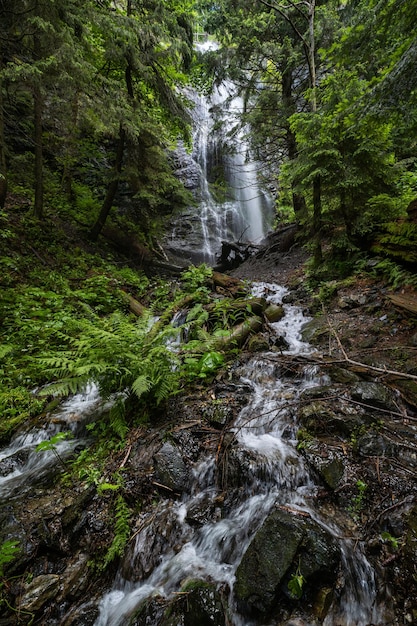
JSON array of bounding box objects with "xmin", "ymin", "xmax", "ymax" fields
[
  {"xmin": 40, "ymin": 311, "xmax": 180, "ymax": 416},
  {"xmin": 372, "ymin": 222, "xmax": 417, "ymax": 266}
]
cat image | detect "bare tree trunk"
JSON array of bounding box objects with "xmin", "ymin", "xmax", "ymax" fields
[
  {"xmin": 89, "ymin": 125, "xmax": 126, "ymax": 241},
  {"xmin": 0, "ymin": 73, "xmax": 7, "ymax": 210},
  {"xmin": 33, "ymin": 81, "xmax": 44, "ymax": 219},
  {"xmin": 282, "ymin": 68, "xmax": 306, "ymax": 222}
]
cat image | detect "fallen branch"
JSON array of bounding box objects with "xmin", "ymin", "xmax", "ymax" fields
[{"xmin": 326, "ymin": 316, "xmax": 417, "ymax": 382}]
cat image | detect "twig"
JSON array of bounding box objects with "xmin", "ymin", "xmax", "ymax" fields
[{"xmin": 326, "ymin": 315, "xmax": 417, "ymax": 382}]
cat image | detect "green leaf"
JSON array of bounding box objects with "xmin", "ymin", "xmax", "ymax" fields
[{"xmin": 288, "ymin": 572, "xmax": 305, "ymax": 599}]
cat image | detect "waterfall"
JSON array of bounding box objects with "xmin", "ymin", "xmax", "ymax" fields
[
  {"xmin": 166, "ymin": 70, "xmax": 275, "ymax": 265},
  {"xmin": 93, "ymin": 283, "xmax": 390, "ymax": 626}
]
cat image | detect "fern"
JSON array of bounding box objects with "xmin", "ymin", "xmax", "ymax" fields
[
  {"xmin": 0, "ymin": 540, "xmax": 20, "ymax": 577},
  {"xmin": 108, "ymin": 400, "xmax": 129, "ymax": 440},
  {"xmin": 373, "ymin": 258, "xmax": 417, "ymax": 288},
  {"xmin": 102, "ymin": 495, "xmax": 131, "ymax": 569}
]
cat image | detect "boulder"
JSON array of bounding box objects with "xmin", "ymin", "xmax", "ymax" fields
[
  {"xmin": 234, "ymin": 508, "xmax": 340, "ymax": 618},
  {"xmin": 350, "ymin": 382, "xmax": 398, "ymax": 412},
  {"xmin": 19, "ymin": 574, "xmax": 60, "ymax": 612}
]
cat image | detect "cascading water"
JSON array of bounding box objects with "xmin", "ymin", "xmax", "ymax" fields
[
  {"xmin": 0, "ymin": 384, "xmax": 103, "ymax": 501},
  {"xmin": 166, "ymin": 51, "xmax": 275, "ymax": 266},
  {"xmin": 93, "ymin": 283, "xmax": 390, "ymax": 626}
]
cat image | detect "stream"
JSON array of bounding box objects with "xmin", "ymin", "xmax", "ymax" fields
[{"xmin": 90, "ymin": 283, "xmax": 390, "ymax": 626}]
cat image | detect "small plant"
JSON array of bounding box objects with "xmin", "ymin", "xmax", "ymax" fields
[
  {"xmin": 36, "ymin": 431, "xmax": 72, "ymax": 467},
  {"xmin": 349, "ymin": 479, "xmax": 368, "ymax": 519},
  {"xmin": 380, "ymin": 531, "xmax": 399, "ymax": 550},
  {"xmin": 0, "ymin": 540, "xmax": 20, "ymax": 578},
  {"xmin": 181, "ymin": 264, "xmax": 212, "ymax": 294},
  {"xmin": 288, "ymin": 562, "xmax": 305, "ymax": 599},
  {"xmin": 101, "ymin": 494, "xmax": 131, "ymax": 570}
]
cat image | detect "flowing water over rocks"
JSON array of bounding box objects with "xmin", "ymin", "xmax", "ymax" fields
[
  {"xmin": 88, "ymin": 283, "xmax": 392, "ymax": 626},
  {"xmin": 1, "ymin": 275, "xmax": 417, "ymax": 625}
]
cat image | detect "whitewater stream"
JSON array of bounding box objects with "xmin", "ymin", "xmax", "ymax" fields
[
  {"xmin": 0, "ymin": 384, "xmax": 103, "ymax": 502},
  {"xmin": 92, "ymin": 283, "xmax": 389, "ymax": 626}
]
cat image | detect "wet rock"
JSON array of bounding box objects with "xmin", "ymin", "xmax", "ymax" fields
[
  {"xmin": 61, "ymin": 600, "xmax": 100, "ymax": 626},
  {"xmin": 299, "ymin": 400, "xmax": 371, "ymax": 439},
  {"xmin": 0, "ymin": 449, "xmax": 30, "ymax": 476},
  {"xmin": 123, "ymin": 506, "xmax": 191, "ymax": 582},
  {"xmin": 181, "ymin": 580, "xmax": 227, "ymax": 626},
  {"xmin": 248, "ymin": 334, "xmax": 270, "ymax": 352},
  {"xmin": 350, "ymin": 382, "xmax": 398, "ymax": 412},
  {"xmin": 19, "ymin": 573, "xmax": 60, "ymax": 612},
  {"xmin": 58, "ymin": 552, "xmax": 90, "ymax": 600},
  {"xmin": 234, "ymin": 508, "xmax": 339, "ymax": 617},
  {"xmin": 300, "ymin": 317, "xmax": 329, "ymax": 343},
  {"xmin": 302, "ymin": 444, "xmax": 345, "ymax": 490},
  {"xmin": 327, "ymin": 365, "xmax": 360, "ymax": 385},
  {"xmin": 313, "ymin": 586, "xmax": 334, "ymax": 620},
  {"xmin": 393, "ymin": 379, "xmax": 417, "ymax": 410},
  {"xmin": 264, "ymin": 303, "xmax": 285, "ymax": 322},
  {"xmin": 186, "ymin": 493, "xmax": 219, "ymax": 526},
  {"xmin": 356, "ymin": 432, "xmax": 395, "ymax": 458},
  {"xmin": 153, "ymin": 442, "xmax": 190, "ymax": 493},
  {"xmin": 338, "ymin": 294, "xmax": 367, "ymax": 309},
  {"xmin": 202, "ymin": 401, "xmax": 234, "ymax": 428},
  {"xmin": 129, "ymin": 581, "xmax": 228, "ymax": 626}
]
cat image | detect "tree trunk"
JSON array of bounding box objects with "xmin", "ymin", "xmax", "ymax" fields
[
  {"xmin": 0, "ymin": 72, "xmax": 7, "ymax": 210},
  {"xmin": 33, "ymin": 82, "xmax": 44, "ymax": 219},
  {"xmin": 89, "ymin": 125, "xmax": 126, "ymax": 241},
  {"xmin": 282, "ymin": 68, "xmax": 306, "ymax": 223},
  {"xmin": 312, "ymin": 174, "xmax": 322, "ymax": 265},
  {"xmin": 33, "ymin": 9, "xmax": 43, "ymax": 220}
]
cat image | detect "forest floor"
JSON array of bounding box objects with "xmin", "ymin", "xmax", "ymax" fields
[{"xmin": 231, "ymin": 233, "xmax": 417, "ymax": 377}]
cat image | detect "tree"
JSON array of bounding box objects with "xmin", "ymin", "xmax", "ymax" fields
[{"xmin": 89, "ymin": 0, "xmax": 194, "ymax": 241}]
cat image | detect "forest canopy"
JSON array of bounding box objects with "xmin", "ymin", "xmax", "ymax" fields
[{"xmin": 0, "ymin": 0, "xmax": 416, "ymax": 268}]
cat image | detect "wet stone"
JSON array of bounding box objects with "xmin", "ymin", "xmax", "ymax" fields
[
  {"xmin": 153, "ymin": 442, "xmax": 190, "ymax": 493},
  {"xmin": 19, "ymin": 574, "xmax": 60, "ymax": 612},
  {"xmin": 234, "ymin": 508, "xmax": 340, "ymax": 617},
  {"xmin": 350, "ymin": 381, "xmax": 398, "ymax": 412}
]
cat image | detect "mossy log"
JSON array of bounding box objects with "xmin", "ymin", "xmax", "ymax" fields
[
  {"xmin": 127, "ymin": 295, "xmax": 147, "ymax": 317},
  {"xmin": 212, "ymin": 271, "xmax": 247, "ymax": 297},
  {"xmin": 213, "ymin": 316, "xmax": 263, "ymax": 349}
]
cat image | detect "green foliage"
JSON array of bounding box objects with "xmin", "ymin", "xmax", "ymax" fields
[
  {"xmin": 181, "ymin": 264, "xmax": 213, "ymax": 294},
  {"xmin": 381, "ymin": 531, "xmax": 399, "ymax": 550},
  {"xmin": 371, "ymin": 258, "xmax": 417, "ymax": 289},
  {"xmin": 36, "ymin": 431, "xmax": 72, "ymax": 467},
  {"xmin": 288, "ymin": 564, "xmax": 306, "ymax": 599},
  {"xmin": 372, "ymin": 222, "xmax": 417, "ymax": 266},
  {"xmin": 0, "ymin": 540, "xmax": 20, "ymax": 578},
  {"xmin": 0, "ymin": 388, "xmax": 46, "ymax": 440},
  {"xmin": 101, "ymin": 495, "xmax": 131, "ymax": 570},
  {"xmin": 39, "ymin": 311, "xmax": 180, "ymax": 406},
  {"xmin": 183, "ymin": 350, "xmax": 225, "ymax": 380},
  {"xmin": 349, "ymin": 479, "xmax": 368, "ymax": 519}
]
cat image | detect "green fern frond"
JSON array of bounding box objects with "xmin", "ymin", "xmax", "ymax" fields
[
  {"xmin": 131, "ymin": 375, "xmax": 151, "ymax": 399},
  {"xmin": 108, "ymin": 400, "xmax": 129, "ymax": 439}
]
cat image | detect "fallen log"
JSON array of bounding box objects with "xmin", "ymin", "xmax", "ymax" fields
[
  {"xmin": 213, "ymin": 316, "xmax": 263, "ymax": 349},
  {"xmin": 387, "ymin": 293, "xmax": 417, "ymax": 315},
  {"xmin": 127, "ymin": 295, "xmax": 147, "ymax": 317},
  {"xmin": 212, "ymin": 271, "xmax": 247, "ymax": 296}
]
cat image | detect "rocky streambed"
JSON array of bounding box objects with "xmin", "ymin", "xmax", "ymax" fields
[{"xmin": 1, "ymin": 252, "xmax": 417, "ymax": 626}]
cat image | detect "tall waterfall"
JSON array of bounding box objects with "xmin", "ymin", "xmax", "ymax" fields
[{"xmin": 166, "ymin": 75, "xmax": 275, "ymax": 265}]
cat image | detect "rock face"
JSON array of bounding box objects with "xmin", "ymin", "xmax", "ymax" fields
[{"xmin": 234, "ymin": 508, "xmax": 340, "ymax": 618}]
